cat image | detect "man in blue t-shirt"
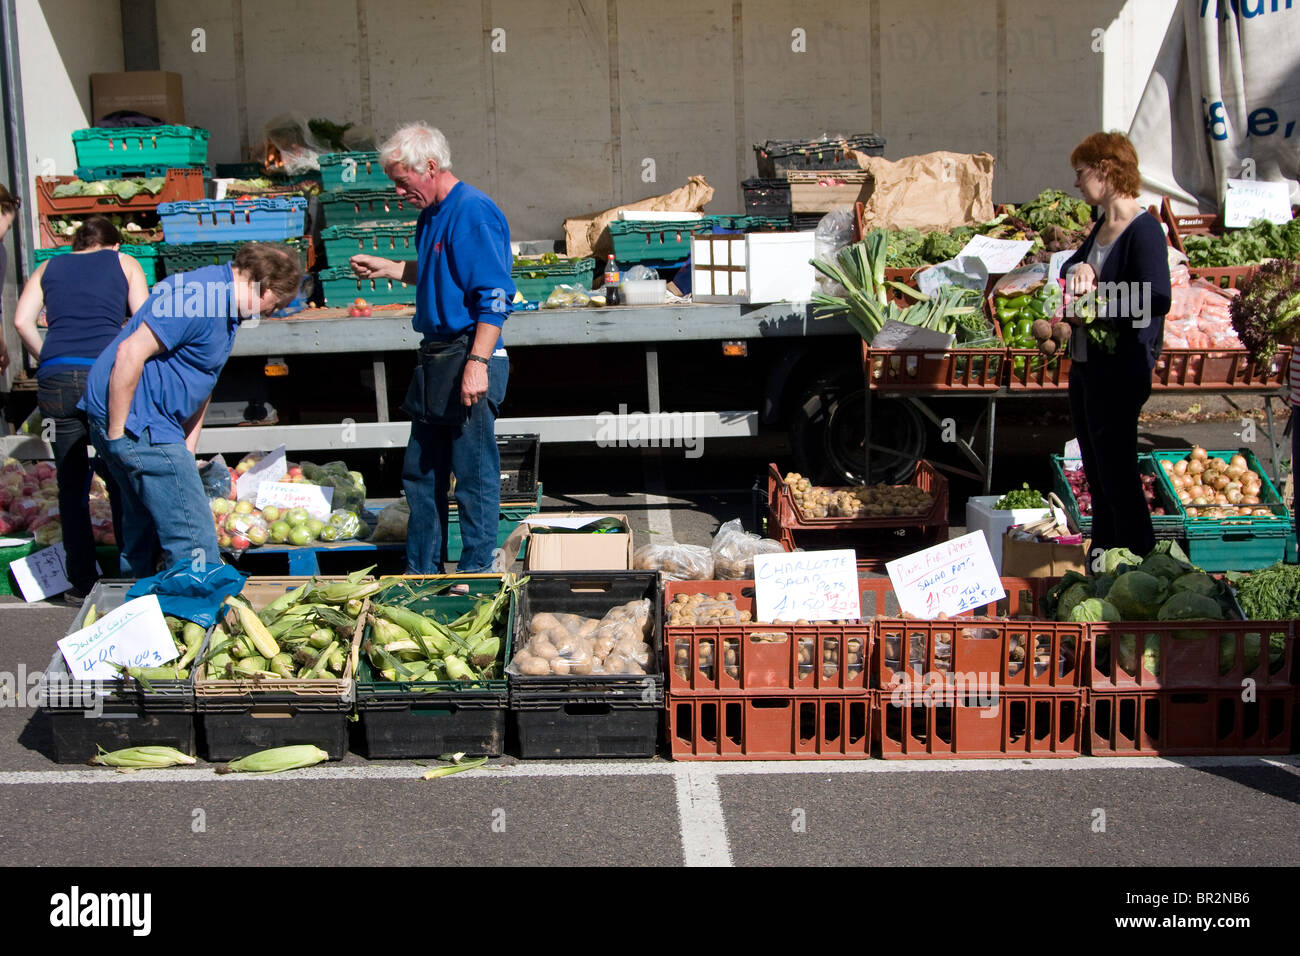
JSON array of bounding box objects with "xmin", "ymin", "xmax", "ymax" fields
[
  {"xmin": 350, "ymin": 123, "xmax": 515, "ymax": 574},
  {"xmin": 81, "ymin": 243, "xmax": 303, "ymax": 577}
]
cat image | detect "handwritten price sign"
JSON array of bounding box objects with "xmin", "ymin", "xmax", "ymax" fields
[
  {"xmin": 753, "ymin": 550, "xmax": 861, "ymax": 623},
  {"xmin": 254, "ymin": 481, "xmax": 333, "ymax": 519},
  {"xmin": 56, "ymin": 594, "xmax": 178, "ymax": 680},
  {"xmin": 885, "ymin": 532, "xmax": 1005, "ymax": 620}
]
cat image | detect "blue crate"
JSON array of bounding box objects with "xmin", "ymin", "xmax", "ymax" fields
[{"xmin": 158, "ymin": 196, "xmax": 308, "ymax": 243}]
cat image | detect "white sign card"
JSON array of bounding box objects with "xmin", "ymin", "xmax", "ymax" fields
[
  {"xmin": 236, "ymin": 445, "xmax": 288, "ymax": 501},
  {"xmin": 11, "ymin": 542, "xmax": 101, "ymax": 602},
  {"xmin": 870, "ymin": 320, "xmax": 955, "ymax": 351},
  {"xmin": 254, "ymin": 481, "xmax": 333, "ymax": 519},
  {"xmin": 1223, "ymin": 178, "xmax": 1293, "ymax": 228},
  {"xmin": 955, "ymin": 235, "xmax": 1035, "ymax": 275},
  {"xmin": 1047, "ymin": 249, "xmax": 1078, "ymax": 285},
  {"xmin": 753, "ymin": 549, "xmax": 861, "ymax": 623},
  {"xmin": 885, "ymin": 532, "xmax": 1005, "ymax": 620},
  {"xmin": 56, "ymin": 594, "xmax": 178, "ymax": 680},
  {"xmin": 916, "ymin": 256, "xmax": 989, "ymax": 296}
]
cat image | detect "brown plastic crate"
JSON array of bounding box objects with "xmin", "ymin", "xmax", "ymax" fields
[
  {"xmin": 1160, "ymin": 195, "xmax": 1300, "ymax": 254},
  {"xmin": 1005, "ymin": 348, "xmax": 1072, "ymax": 389},
  {"xmin": 1150, "ymin": 347, "xmax": 1289, "ymax": 389},
  {"xmin": 664, "ymin": 580, "xmax": 870, "ymax": 696},
  {"xmin": 1085, "ymin": 620, "xmax": 1293, "ymax": 691},
  {"xmin": 864, "ymin": 578, "xmax": 1086, "ymax": 691},
  {"xmin": 34, "ymin": 166, "xmax": 205, "ymax": 216},
  {"xmin": 878, "ymin": 689, "xmax": 1084, "ymax": 758},
  {"xmin": 1087, "ymin": 687, "xmax": 1294, "ymax": 755},
  {"xmin": 863, "ymin": 337, "xmax": 1005, "ymax": 392},
  {"xmin": 667, "ymin": 693, "xmax": 873, "ymax": 760},
  {"xmin": 769, "ymin": 461, "xmax": 949, "ymax": 532}
]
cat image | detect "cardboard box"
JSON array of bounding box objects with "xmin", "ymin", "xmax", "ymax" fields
[
  {"xmin": 503, "ymin": 513, "xmax": 634, "ymax": 571},
  {"xmin": 966, "ymin": 495, "xmax": 1054, "ymax": 572},
  {"xmin": 91, "ymin": 71, "xmax": 185, "ymax": 125},
  {"xmin": 1000, "ymin": 532, "xmax": 1089, "ymax": 578}
]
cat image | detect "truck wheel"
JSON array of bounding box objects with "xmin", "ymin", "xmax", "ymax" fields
[{"xmin": 790, "ymin": 373, "xmax": 925, "ymax": 485}]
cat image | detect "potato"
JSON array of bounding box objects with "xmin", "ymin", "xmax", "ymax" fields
[
  {"xmin": 571, "ymin": 657, "xmax": 593, "ymax": 675},
  {"xmin": 530, "ymin": 612, "xmax": 559, "ymax": 633},
  {"xmin": 577, "ymin": 618, "xmax": 600, "ymax": 638},
  {"xmin": 604, "ymin": 657, "xmax": 626, "ymax": 675},
  {"xmin": 594, "ymin": 635, "xmax": 618, "ymax": 659},
  {"xmin": 519, "ymin": 655, "xmax": 551, "ymax": 676},
  {"xmin": 532, "ymin": 640, "xmax": 559, "ymax": 661},
  {"xmin": 551, "ymin": 658, "xmax": 571, "ymax": 676}
]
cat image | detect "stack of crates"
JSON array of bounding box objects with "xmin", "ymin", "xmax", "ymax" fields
[
  {"xmin": 664, "ymin": 580, "xmax": 873, "ymax": 760},
  {"xmin": 316, "ymin": 151, "xmax": 419, "ymax": 307}
]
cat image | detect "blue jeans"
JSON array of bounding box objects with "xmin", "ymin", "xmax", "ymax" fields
[
  {"xmin": 402, "ymin": 355, "xmax": 508, "ymax": 573},
  {"xmin": 37, "ymin": 368, "xmax": 124, "ymax": 592},
  {"xmin": 88, "ymin": 420, "xmax": 221, "ymax": 578}
]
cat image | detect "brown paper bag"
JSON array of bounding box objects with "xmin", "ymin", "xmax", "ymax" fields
[
  {"xmin": 1000, "ymin": 532, "xmax": 1089, "ymax": 578},
  {"xmin": 850, "ymin": 151, "xmax": 996, "ymax": 232},
  {"xmin": 564, "ymin": 176, "xmax": 715, "ymax": 259}
]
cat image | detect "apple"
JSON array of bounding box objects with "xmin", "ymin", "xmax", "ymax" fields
[
  {"xmin": 234, "ymin": 499, "xmax": 255, "ymax": 515},
  {"xmin": 260, "ymin": 505, "xmax": 281, "ymax": 523},
  {"xmin": 218, "ymin": 532, "xmax": 233, "ymax": 548},
  {"xmin": 269, "ymin": 520, "xmax": 291, "ymax": 543},
  {"xmin": 288, "ymin": 525, "xmax": 313, "ymax": 546},
  {"xmin": 360, "ymin": 307, "xmax": 371, "ymax": 317},
  {"xmin": 210, "ymin": 498, "xmax": 232, "ymax": 515},
  {"xmin": 246, "ymin": 524, "xmax": 269, "ymax": 546},
  {"xmin": 319, "ymin": 526, "xmax": 339, "ymax": 542},
  {"xmin": 348, "ymin": 306, "xmax": 362, "ymax": 318},
  {"xmin": 305, "ymin": 518, "xmax": 325, "ymax": 539},
  {"xmin": 230, "ymin": 532, "xmax": 251, "ymax": 550},
  {"xmin": 286, "ymin": 507, "xmax": 310, "ymax": 526},
  {"xmin": 288, "ymin": 466, "xmax": 303, "ymax": 479},
  {"xmin": 235, "ymin": 460, "xmax": 255, "ymax": 475}
]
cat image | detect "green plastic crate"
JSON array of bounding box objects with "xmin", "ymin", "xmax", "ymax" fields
[
  {"xmin": 72, "ymin": 126, "xmax": 209, "ymax": 171},
  {"xmin": 0, "ymin": 539, "xmax": 37, "ymax": 596},
  {"xmin": 511, "ymin": 258, "xmax": 595, "ymax": 302},
  {"xmin": 608, "ymin": 218, "xmax": 713, "ymax": 263},
  {"xmin": 320, "ymin": 222, "xmax": 416, "ymax": 267},
  {"xmin": 446, "ymin": 483, "xmax": 543, "ymax": 563},
  {"xmin": 1151, "ymin": 448, "xmax": 1290, "ymax": 571},
  {"xmin": 318, "ymin": 265, "xmax": 415, "ymax": 306},
  {"xmin": 318, "ymin": 190, "xmax": 421, "ymax": 227},
  {"xmin": 157, "ymin": 238, "xmax": 307, "ymax": 273},
  {"xmin": 318, "ymin": 152, "xmax": 392, "ymax": 192},
  {"xmin": 34, "ymin": 242, "xmax": 164, "ymax": 284},
  {"xmin": 1050, "ymin": 453, "xmax": 1185, "ymax": 540},
  {"xmin": 704, "ymin": 214, "xmax": 794, "ymax": 232}
]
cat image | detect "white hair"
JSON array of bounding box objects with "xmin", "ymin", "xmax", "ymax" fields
[{"xmin": 379, "ymin": 123, "xmax": 453, "ymax": 173}]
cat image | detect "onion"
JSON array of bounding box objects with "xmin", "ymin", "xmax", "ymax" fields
[
  {"xmin": 1243, "ymin": 495, "xmax": 1260, "ymax": 505},
  {"xmin": 1208, "ymin": 457, "xmax": 1227, "ymax": 472},
  {"xmin": 1230, "ymin": 454, "xmax": 1247, "ymax": 469},
  {"xmin": 1227, "ymin": 464, "xmax": 1246, "ymax": 481},
  {"xmin": 1188, "ymin": 460, "xmax": 1205, "ymax": 476},
  {"xmin": 1186, "ymin": 507, "xmax": 1199, "ymax": 517},
  {"xmin": 1215, "ymin": 494, "xmax": 1229, "ymax": 505},
  {"xmin": 1211, "ymin": 475, "xmax": 1229, "ymax": 491},
  {"xmin": 1244, "ymin": 481, "xmax": 1262, "ymax": 496},
  {"xmin": 1191, "ymin": 447, "xmax": 1209, "ymax": 462},
  {"xmin": 1242, "ymin": 470, "xmax": 1258, "ymax": 483},
  {"xmin": 1174, "ymin": 460, "xmax": 1189, "ymax": 475},
  {"xmin": 1226, "ymin": 489, "xmax": 1243, "ymax": 504},
  {"xmin": 1253, "ymin": 508, "xmax": 1272, "ymax": 516},
  {"xmin": 1192, "ymin": 496, "xmax": 1209, "ymax": 506},
  {"xmin": 1178, "ymin": 491, "xmax": 1191, "ymax": 504},
  {"xmin": 1160, "ymin": 460, "xmax": 1174, "ymax": 472}
]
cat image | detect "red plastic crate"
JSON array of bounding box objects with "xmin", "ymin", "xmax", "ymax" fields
[
  {"xmin": 1087, "ymin": 687, "xmax": 1294, "ymax": 756},
  {"xmin": 768, "ymin": 461, "xmax": 949, "ymax": 533},
  {"xmin": 878, "ymin": 689, "xmax": 1084, "ymax": 758},
  {"xmin": 664, "ymin": 580, "xmax": 870, "ymax": 695},
  {"xmin": 1150, "ymin": 347, "xmax": 1288, "ymax": 389},
  {"xmin": 667, "ymin": 693, "xmax": 873, "ymax": 760},
  {"xmin": 1085, "ymin": 620, "xmax": 1293, "ymax": 691},
  {"xmin": 865, "ymin": 578, "xmax": 1085, "ymax": 691},
  {"xmin": 1004, "ymin": 349, "xmax": 1071, "ymax": 390},
  {"xmin": 769, "ymin": 513, "xmax": 950, "ymax": 575},
  {"xmin": 862, "ymin": 337, "xmax": 1005, "ymax": 392},
  {"xmin": 34, "ymin": 167, "xmax": 205, "ymax": 216}
]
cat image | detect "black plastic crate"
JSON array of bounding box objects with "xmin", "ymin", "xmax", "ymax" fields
[
  {"xmin": 356, "ymin": 693, "xmax": 506, "ymax": 758},
  {"xmin": 46, "ymin": 704, "xmax": 195, "ymax": 764},
  {"xmin": 754, "ymin": 134, "xmax": 885, "ymax": 178},
  {"xmin": 742, "ymin": 178, "xmax": 792, "ymax": 218},
  {"xmin": 510, "ymin": 571, "xmax": 664, "ymax": 702},
  {"xmin": 497, "ymin": 434, "xmax": 540, "ymax": 504},
  {"xmin": 511, "ymin": 697, "xmax": 661, "ymax": 758},
  {"xmin": 197, "ymin": 696, "xmax": 351, "ymax": 761}
]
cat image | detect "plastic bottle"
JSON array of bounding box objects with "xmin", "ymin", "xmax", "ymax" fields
[{"xmin": 604, "ymin": 254, "xmax": 621, "ymax": 306}]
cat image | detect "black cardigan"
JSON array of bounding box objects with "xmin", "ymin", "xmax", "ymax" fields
[{"xmin": 1064, "ymin": 210, "xmax": 1172, "ymax": 371}]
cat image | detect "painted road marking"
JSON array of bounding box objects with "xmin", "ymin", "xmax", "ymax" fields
[{"xmin": 674, "ymin": 766, "xmax": 733, "ymax": 867}]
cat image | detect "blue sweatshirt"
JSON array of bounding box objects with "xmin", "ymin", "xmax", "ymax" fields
[{"xmin": 413, "ymin": 181, "xmax": 515, "ymax": 340}]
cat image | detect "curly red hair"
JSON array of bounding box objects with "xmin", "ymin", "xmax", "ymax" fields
[{"xmin": 1070, "ymin": 131, "xmax": 1141, "ymax": 198}]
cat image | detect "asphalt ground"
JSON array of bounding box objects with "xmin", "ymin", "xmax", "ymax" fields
[{"xmin": 1, "ymin": 410, "xmax": 1297, "ymax": 871}]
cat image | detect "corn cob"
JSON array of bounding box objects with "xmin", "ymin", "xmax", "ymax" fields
[
  {"xmin": 126, "ymin": 666, "xmax": 188, "ymax": 683},
  {"xmin": 443, "ymin": 655, "xmax": 474, "ymax": 681},
  {"xmin": 231, "ymin": 658, "xmax": 276, "ymax": 679},
  {"xmin": 305, "ymin": 641, "xmax": 339, "ymax": 678},
  {"xmin": 224, "ymin": 596, "xmax": 280, "ymax": 659},
  {"xmin": 305, "ymin": 576, "xmax": 393, "ymax": 606},
  {"xmin": 83, "ymin": 603, "xmax": 99, "ymax": 627},
  {"xmin": 216, "ymin": 744, "xmax": 328, "ymax": 774},
  {"xmin": 176, "ymin": 621, "xmax": 207, "ymax": 670},
  {"xmin": 307, "ymin": 628, "xmax": 335, "ymax": 649},
  {"xmin": 422, "ymin": 755, "xmax": 487, "ymax": 779},
  {"xmin": 269, "ymin": 652, "xmax": 296, "ymax": 679},
  {"xmin": 89, "ymin": 745, "xmax": 195, "ymax": 768},
  {"xmin": 345, "ymin": 598, "xmax": 364, "ymax": 618},
  {"xmin": 257, "ymin": 582, "xmax": 310, "ymax": 624}
]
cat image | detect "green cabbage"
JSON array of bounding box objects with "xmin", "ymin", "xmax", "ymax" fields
[
  {"xmin": 1107, "ymin": 571, "xmax": 1169, "ymax": 620},
  {"xmin": 1156, "ymin": 591, "xmax": 1225, "ymax": 622},
  {"xmin": 1139, "ymin": 553, "xmax": 1189, "ymax": 584},
  {"xmin": 1112, "ymin": 632, "xmax": 1160, "ymax": 676},
  {"xmin": 1055, "ymin": 582, "xmax": 1094, "ymax": 622},
  {"xmin": 1170, "ymin": 572, "xmax": 1219, "ymax": 598},
  {"xmin": 1068, "ymin": 598, "xmax": 1122, "ymax": 623},
  {"xmin": 1103, "ymin": 548, "xmax": 1143, "ymax": 576}
]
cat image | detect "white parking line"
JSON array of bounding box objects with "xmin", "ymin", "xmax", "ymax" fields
[
  {"xmin": 674, "ymin": 767, "xmax": 733, "ymax": 867},
  {"xmin": 0, "ymin": 754, "xmax": 1294, "ymax": 786}
]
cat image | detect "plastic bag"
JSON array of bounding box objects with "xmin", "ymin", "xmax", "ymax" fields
[
  {"xmin": 710, "ymin": 518, "xmax": 787, "ymax": 580},
  {"xmin": 625, "ymin": 264, "xmax": 657, "ymax": 281},
  {"xmin": 991, "ymin": 263, "xmax": 1049, "ymax": 299},
  {"xmin": 543, "ymin": 284, "xmax": 592, "ymax": 309},
  {"xmin": 633, "ymin": 542, "xmax": 715, "ymax": 581},
  {"xmin": 34, "ymin": 520, "xmax": 63, "ymax": 546},
  {"xmin": 262, "ymin": 113, "xmax": 328, "ymax": 174},
  {"xmin": 508, "ymin": 600, "xmax": 656, "ymax": 676},
  {"xmin": 666, "ymin": 591, "xmax": 747, "ymax": 625},
  {"xmin": 370, "ymin": 499, "xmax": 409, "ymax": 542},
  {"xmin": 813, "ymin": 206, "xmax": 858, "ymax": 295},
  {"xmin": 199, "ymin": 454, "xmax": 232, "ymax": 500},
  {"xmin": 323, "ymin": 509, "xmax": 364, "ymax": 542}
]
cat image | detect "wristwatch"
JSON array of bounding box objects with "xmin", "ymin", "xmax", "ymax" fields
[{"xmin": 467, "ymin": 354, "xmax": 490, "ymax": 365}]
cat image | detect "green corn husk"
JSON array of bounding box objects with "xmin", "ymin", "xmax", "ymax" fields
[
  {"xmin": 269, "ymin": 652, "xmax": 296, "ymax": 679},
  {"xmin": 308, "ymin": 628, "xmax": 335, "ymax": 649},
  {"xmin": 257, "ymin": 582, "xmax": 311, "ymax": 624},
  {"xmin": 422, "ymin": 756, "xmax": 487, "ymax": 780},
  {"xmin": 216, "ymin": 745, "xmax": 329, "ymax": 774},
  {"xmin": 176, "ymin": 622, "xmax": 207, "ymax": 670},
  {"xmin": 90, "ymin": 745, "xmax": 195, "ymax": 768},
  {"xmin": 305, "ymin": 641, "xmax": 339, "ymax": 678}
]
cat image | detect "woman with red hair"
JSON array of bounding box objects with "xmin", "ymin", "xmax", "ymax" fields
[{"xmin": 1062, "ymin": 131, "xmax": 1171, "ymax": 559}]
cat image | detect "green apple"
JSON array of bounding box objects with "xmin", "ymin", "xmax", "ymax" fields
[
  {"xmin": 234, "ymin": 499, "xmax": 255, "ymax": 515},
  {"xmin": 305, "ymin": 518, "xmax": 325, "ymax": 539},
  {"xmin": 210, "ymin": 498, "xmax": 232, "ymax": 515},
  {"xmin": 318, "ymin": 526, "xmax": 339, "ymax": 542},
  {"xmin": 288, "ymin": 525, "xmax": 314, "ymax": 546},
  {"xmin": 269, "ymin": 521, "xmax": 291, "ymax": 543},
  {"xmin": 286, "ymin": 508, "xmax": 310, "ymax": 526},
  {"xmin": 260, "ymin": 505, "xmax": 281, "ymax": 523}
]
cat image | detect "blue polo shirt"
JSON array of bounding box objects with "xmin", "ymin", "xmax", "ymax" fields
[
  {"xmin": 80, "ymin": 264, "xmax": 243, "ymax": 445},
  {"xmin": 413, "ymin": 181, "xmax": 515, "ymax": 340}
]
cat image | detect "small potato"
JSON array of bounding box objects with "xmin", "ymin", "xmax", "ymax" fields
[
  {"xmin": 519, "ymin": 656, "xmax": 551, "ymax": 676},
  {"xmin": 571, "ymin": 657, "xmax": 593, "ymax": 675},
  {"xmin": 551, "ymin": 658, "xmax": 571, "ymax": 675},
  {"xmin": 577, "ymin": 619, "xmax": 600, "ymax": 638},
  {"xmin": 604, "ymin": 657, "xmax": 626, "ymax": 675},
  {"xmin": 532, "ymin": 640, "xmax": 559, "ymax": 661},
  {"xmin": 530, "ymin": 612, "xmax": 559, "ymax": 633}
]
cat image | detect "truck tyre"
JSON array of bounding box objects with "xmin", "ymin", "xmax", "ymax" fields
[{"xmin": 789, "ymin": 371, "xmax": 925, "ymax": 485}]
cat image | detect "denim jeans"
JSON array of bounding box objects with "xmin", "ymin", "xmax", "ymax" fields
[
  {"xmin": 37, "ymin": 368, "xmax": 124, "ymax": 592},
  {"xmin": 88, "ymin": 419, "xmax": 221, "ymax": 578},
  {"xmin": 402, "ymin": 355, "xmax": 508, "ymax": 573}
]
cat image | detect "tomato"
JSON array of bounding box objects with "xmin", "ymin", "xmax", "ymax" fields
[{"xmin": 354, "ymin": 297, "xmax": 368, "ymax": 307}]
